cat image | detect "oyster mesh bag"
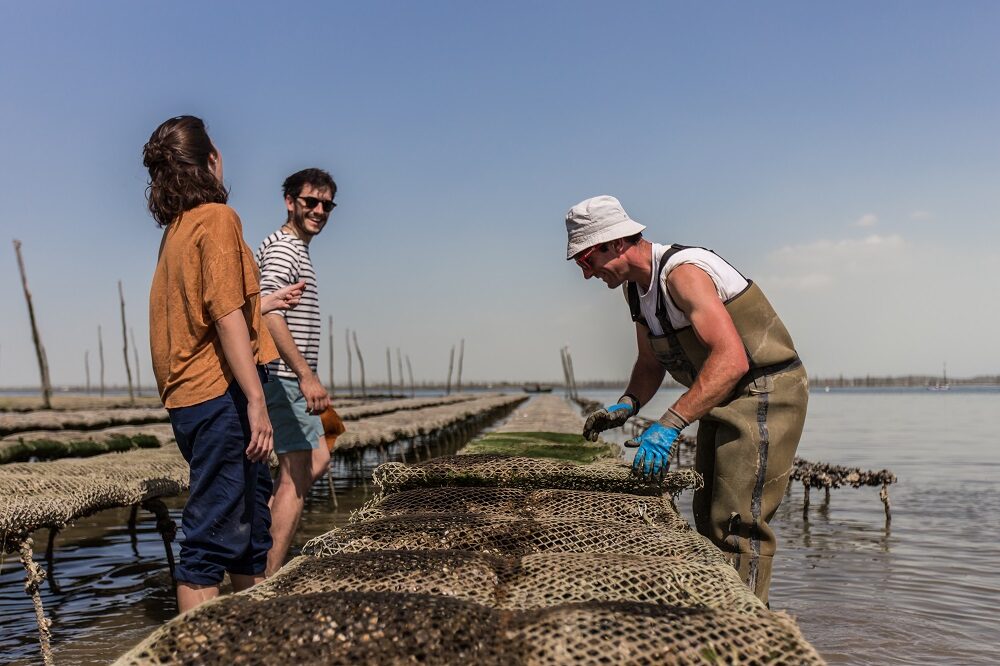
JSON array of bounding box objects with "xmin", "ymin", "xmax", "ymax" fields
[
  {"xmin": 372, "ymin": 455, "xmax": 702, "ymax": 498},
  {"xmin": 354, "ymin": 485, "xmax": 690, "ymax": 530},
  {"xmin": 118, "ymin": 591, "xmax": 822, "ymax": 666}
]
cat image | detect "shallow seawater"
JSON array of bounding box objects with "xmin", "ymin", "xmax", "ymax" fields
[
  {"xmin": 2, "ymin": 389, "xmax": 999, "ymax": 665},
  {"xmin": 0, "ymin": 437, "xmax": 464, "ymax": 665},
  {"xmin": 588, "ymin": 386, "xmax": 1000, "ymax": 666}
]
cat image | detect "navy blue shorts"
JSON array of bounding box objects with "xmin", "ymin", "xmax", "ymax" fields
[{"xmin": 168, "ymin": 373, "xmax": 273, "ymax": 585}]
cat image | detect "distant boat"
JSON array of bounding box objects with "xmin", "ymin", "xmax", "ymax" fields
[
  {"xmin": 522, "ymin": 383, "xmax": 553, "ymax": 393},
  {"xmin": 929, "ymin": 363, "xmax": 950, "ymax": 391}
]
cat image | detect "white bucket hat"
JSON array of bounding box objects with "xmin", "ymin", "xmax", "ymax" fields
[{"xmin": 565, "ymin": 195, "xmax": 646, "ymax": 260}]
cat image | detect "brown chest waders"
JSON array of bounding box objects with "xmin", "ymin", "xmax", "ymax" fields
[{"xmin": 626, "ymin": 245, "xmax": 809, "ymax": 603}]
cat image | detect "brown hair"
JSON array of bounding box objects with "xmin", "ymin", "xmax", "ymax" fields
[{"xmin": 142, "ymin": 116, "xmax": 228, "ymax": 227}]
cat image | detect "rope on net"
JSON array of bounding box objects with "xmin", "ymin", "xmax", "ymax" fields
[{"xmin": 18, "ymin": 537, "xmax": 54, "ymax": 666}]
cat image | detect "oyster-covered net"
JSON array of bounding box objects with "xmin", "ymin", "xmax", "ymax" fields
[
  {"xmin": 354, "ymin": 485, "xmax": 689, "ymax": 529},
  {"xmin": 117, "ymin": 591, "xmax": 821, "ymax": 666},
  {"xmin": 372, "ymin": 454, "xmax": 702, "ymax": 498}
]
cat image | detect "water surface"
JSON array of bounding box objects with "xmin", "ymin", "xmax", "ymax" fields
[{"xmin": 2, "ymin": 389, "xmax": 998, "ymax": 664}]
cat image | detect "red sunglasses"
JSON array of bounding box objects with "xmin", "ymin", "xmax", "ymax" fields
[{"xmin": 574, "ymin": 243, "xmax": 608, "ymax": 270}]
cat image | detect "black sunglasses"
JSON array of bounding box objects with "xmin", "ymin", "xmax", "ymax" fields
[{"xmin": 297, "ymin": 196, "xmax": 337, "ymax": 213}]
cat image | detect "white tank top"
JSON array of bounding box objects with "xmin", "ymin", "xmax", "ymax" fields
[{"xmin": 637, "ymin": 243, "xmax": 749, "ymax": 335}]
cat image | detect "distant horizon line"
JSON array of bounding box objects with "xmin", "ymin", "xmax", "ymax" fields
[{"xmin": 2, "ymin": 373, "xmax": 1000, "ymax": 393}]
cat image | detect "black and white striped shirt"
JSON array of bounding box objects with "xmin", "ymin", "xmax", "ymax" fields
[{"xmin": 256, "ymin": 230, "xmax": 321, "ymax": 379}]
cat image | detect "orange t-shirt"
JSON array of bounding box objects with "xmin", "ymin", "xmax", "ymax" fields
[{"xmin": 149, "ymin": 203, "xmax": 278, "ymax": 408}]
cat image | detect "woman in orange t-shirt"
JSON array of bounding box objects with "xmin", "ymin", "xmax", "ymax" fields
[{"xmin": 143, "ymin": 116, "xmax": 299, "ymax": 613}]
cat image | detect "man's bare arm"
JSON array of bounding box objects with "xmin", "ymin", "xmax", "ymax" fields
[
  {"xmin": 666, "ymin": 264, "xmax": 749, "ymax": 422},
  {"xmin": 624, "ymin": 323, "xmax": 667, "ymax": 409},
  {"xmin": 264, "ymin": 313, "xmax": 330, "ymax": 414}
]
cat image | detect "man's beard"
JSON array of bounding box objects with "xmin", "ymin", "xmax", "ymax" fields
[{"xmin": 291, "ymin": 208, "xmax": 313, "ymax": 236}]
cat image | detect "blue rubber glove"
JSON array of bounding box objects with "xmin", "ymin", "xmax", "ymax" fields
[
  {"xmin": 627, "ymin": 422, "xmax": 680, "ymax": 480},
  {"xmin": 582, "ymin": 401, "xmax": 635, "ymax": 442}
]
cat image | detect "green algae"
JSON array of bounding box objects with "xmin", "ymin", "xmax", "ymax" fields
[
  {"xmin": 462, "ymin": 431, "xmax": 616, "ymax": 463},
  {"xmin": 0, "ymin": 433, "xmax": 162, "ymax": 464}
]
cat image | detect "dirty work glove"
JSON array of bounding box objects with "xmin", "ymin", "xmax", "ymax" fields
[
  {"xmin": 582, "ymin": 396, "xmax": 638, "ymax": 442},
  {"xmin": 627, "ymin": 423, "xmax": 680, "ymax": 480}
]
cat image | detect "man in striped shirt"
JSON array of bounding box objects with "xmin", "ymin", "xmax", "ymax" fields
[{"xmin": 256, "ymin": 168, "xmax": 337, "ymax": 576}]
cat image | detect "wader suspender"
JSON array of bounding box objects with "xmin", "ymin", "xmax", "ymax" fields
[{"xmin": 626, "ymin": 245, "xmax": 701, "ymax": 381}]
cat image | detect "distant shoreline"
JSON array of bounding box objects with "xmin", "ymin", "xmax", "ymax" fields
[{"xmin": 2, "ymin": 375, "xmax": 999, "ymax": 395}]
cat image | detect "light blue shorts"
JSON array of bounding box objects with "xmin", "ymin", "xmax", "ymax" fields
[{"xmin": 263, "ymin": 376, "xmax": 324, "ymax": 454}]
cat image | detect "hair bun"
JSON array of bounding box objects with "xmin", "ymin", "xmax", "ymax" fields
[{"xmin": 143, "ymin": 140, "xmax": 169, "ymax": 168}]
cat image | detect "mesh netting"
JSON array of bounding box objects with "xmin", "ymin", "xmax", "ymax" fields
[
  {"xmin": 373, "ymin": 454, "xmax": 702, "ymax": 498},
  {"xmin": 0, "ymin": 447, "xmax": 188, "ymax": 548},
  {"xmin": 116, "ymin": 591, "xmax": 821, "ymax": 665},
  {"xmin": 249, "ymin": 551, "xmax": 764, "ymax": 613},
  {"xmin": 335, "ymin": 396, "xmax": 526, "ymax": 450},
  {"xmin": 355, "ymin": 486, "xmax": 689, "ymax": 530},
  {"xmin": 110, "ymin": 395, "xmax": 824, "ymax": 665},
  {"xmin": 0, "ymin": 408, "xmax": 169, "ymax": 437},
  {"xmin": 337, "ymin": 394, "xmax": 483, "ymax": 421},
  {"xmin": 301, "ymin": 513, "xmax": 728, "ymax": 564}
]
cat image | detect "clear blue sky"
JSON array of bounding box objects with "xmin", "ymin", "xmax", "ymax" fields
[{"xmin": 2, "ymin": 1, "xmax": 998, "ymax": 387}]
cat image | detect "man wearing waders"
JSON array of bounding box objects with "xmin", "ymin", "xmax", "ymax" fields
[{"xmin": 567, "ymin": 195, "xmax": 807, "ymax": 603}]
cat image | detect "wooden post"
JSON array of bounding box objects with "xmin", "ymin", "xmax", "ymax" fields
[
  {"xmin": 85, "ymin": 350, "xmax": 91, "ymax": 395},
  {"xmin": 565, "ymin": 346, "xmax": 578, "ymax": 399},
  {"xmin": 385, "ymin": 347, "xmax": 393, "ymax": 396},
  {"xmin": 345, "ymin": 328, "xmax": 353, "ymax": 397},
  {"xmin": 560, "ymin": 347, "xmax": 571, "ymax": 397},
  {"xmin": 352, "ymin": 330, "xmax": 366, "ymax": 397},
  {"xmin": 456, "ymin": 339, "xmax": 465, "ymax": 393},
  {"xmin": 406, "ymin": 355, "xmax": 415, "ymax": 397},
  {"xmin": 129, "ymin": 328, "xmax": 141, "ymax": 397},
  {"xmin": 445, "ymin": 345, "xmax": 455, "ymax": 395},
  {"xmin": 12, "ymin": 240, "xmax": 52, "ymax": 409},
  {"xmin": 396, "ymin": 348, "xmax": 404, "ymax": 397},
  {"xmin": 98, "ymin": 325, "xmax": 105, "ymax": 398},
  {"xmin": 118, "ymin": 280, "xmax": 135, "ymax": 405},
  {"xmin": 118, "ymin": 281, "xmax": 135, "ymax": 404},
  {"xmin": 327, "ymin": 316, "xmax": 335, "ymax": 397}
]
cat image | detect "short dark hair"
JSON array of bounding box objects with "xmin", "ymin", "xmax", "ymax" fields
[
  {"xmin": 282, "ymin": 168, "xmax": 337, "ymax": 200},
  {"xmin": 623, "ymin": 232, "xmax": 643, "ymax": 245},
  {"xmin": 142, "ymin": 116, "xmax": 228, "ymax": 227}
]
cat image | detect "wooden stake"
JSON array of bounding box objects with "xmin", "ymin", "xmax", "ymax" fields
[
  {"xmin": 396, "ymin": 348, "xmax": 404, "ymax": 397},
  {"xmin": 345, "ymin": 328, "xmax": 353, "ymax": 397},
  {"xmin": 327, "ymin": 316, "xmax": 335, "ymax": 397},
  {"xmin": 129, "ymin": 328, "xmax": 141, "ymax": 397},
  {"xmin": 118, "ymin": 281, "xmax": 135, "ymax": 404},
  {"xmin": 85, "ymin": 350, "xmax": 91, "ymax": 395},
  {"xmin": 352, "ymin": 330, "xmax": 366, "ymax": 397},
  {"xmin": 406, "ymin": 355, "xmax": 415, "ymax": 397},
  {"xmin": 385, "ymin": 347, "xmax": 393, "ymax": 396},
  {"xmin": 98, "ymin": 325, "xmax": 105, "ymax": 398},
  {"xmin": 560, "ymin": 347, "xmax": 571, "ymax": 397},
  {"xmin": 565, "ymin": 346, "xmax": 579, "ymax": 399},
  {"xmin": 456, "ymin": 339, "xmax": 464, "ymax": 393},
  {"xmin": 12, "ymin": 240, "xmax": 52, "ymax": 409},
  {"xmin": 445, "ymin": 345, "xmax": 455, "ymax": 395}
]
